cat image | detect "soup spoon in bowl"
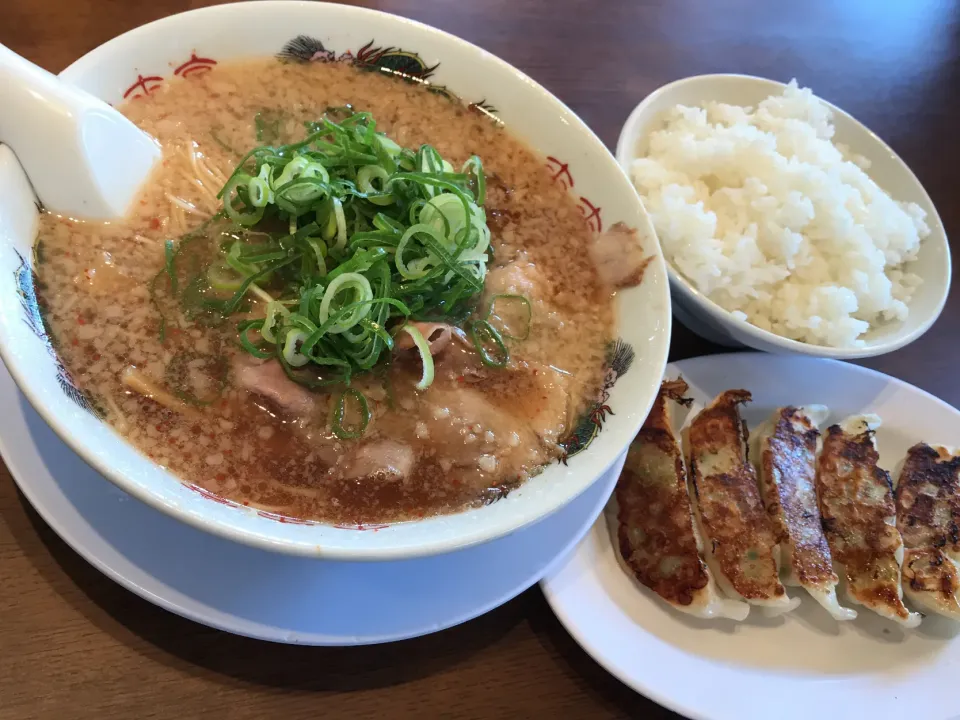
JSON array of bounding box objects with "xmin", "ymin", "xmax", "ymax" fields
[{"xmin": 0, "ymin": 43, "xmax": 160, "ymax": 220}]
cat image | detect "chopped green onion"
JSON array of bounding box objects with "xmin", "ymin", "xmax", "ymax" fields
[
  {"xmin": 160, "ymin": 109, "xmax": 500, "ymax": 439},
  {"xmin": 247, "ymin": 176, "xmax": 272, "ymax": 208},
  {"xmin": 222, "ymin": 173, "xmax": 265, "ymax": 226},
  {"xmin": 301, "ymin": 162, "xmax": 330, "ymax": 182},
  {"xmin": 277, "ymin": 177, "xmax": 329, "ymax": 206},
  {"xmin": 396, "ymin": 224, "xmax": 445, "ymax": 280},
  {"xmin": 282, "ymin": 329, "xmax": 310, "ymax": 367},
  {"xmin": 261, "ymin": 300, "xmax": 289, "ymax": 343},
  {"xmin": 396, "ymin": 324, "xmax": 435, "ymax": 390},
  {"xmin": 207, "ymin": 262, "xmax": 244, "ymax": 291},
  {"xmin": 238, "ymin": 319, "xmax": 273, "ymax": 359},
  {"xmin": 468, "ymin": 319, "xmax": 509, "ymax": 367},
  {"xmin": 225, "ymin": 241, "xmax": 257, "ymax": 277},
  {"xmin": 357, "ymin": 164, "xmax": 393, "ymax": 206},
  {"xmin": 462, "ymin": 156, "xmax": 486, "ymax": 206},
  {"xmin": 319, "ymin": 201, "xmax": 338, "ymax": 241},
  {"xmin": 488, "ymin": 294, "xmax": 532, "ymax": 341},
  {"xmin": 331, "ymin": 197, "xmax": 347, "ymax": 250},
  {"xmin": 331, "ymin": 388, "xmax": 370, "ymax": 439},
  {"xmin": 275, "ymin": 156, "xmax": 310, "ymax": 186},
  {"xmin": 317, "ymin": 272, "xmax": 374, "ymax": 333},
  {"xmin": 303, "ymin": 236, "xmax": 328, "ymax": 276},
  {"xmin": 221, "ymin": 255, "xmax": 297, "ymax": 315},
  {"xmin": 240, "ymin": 247, "xmax": 287, "ymax": 264},
  {"xmin": 164, "ymin": 239, "xmax": 178, "ymax": 294}
]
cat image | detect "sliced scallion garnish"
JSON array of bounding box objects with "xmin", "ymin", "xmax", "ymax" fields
[
  {"xmin": 331, "ymin": 388, "xmax": 371, "ymax": 439},
  {"xmin": 468, "ymin": 319, "xmax": 509, "ymax": 368},
  {"xmin": 396, "ymin": 324, "xmax": 435, "ymax": 390},
  {"xmin": 488, "ymin": 294, "xmax": 532, "ymax": 341},
  {"xmin": 207, "ymin": 262, "xmax": 244, "ymax": 291},
  {"xmin": 282, "ymin": 329, "xmax": 310, "ymax": 367},
  {"xmin": 163, "ymin": 239, "xmax": 178, "ymax": 294},
  {"xmin": 238, "ymin": 319, "xmax": 273, "ymax": 359},
  {"xmin": 158, "ymin": 109, "xmax": 507, "ymax": 437}
]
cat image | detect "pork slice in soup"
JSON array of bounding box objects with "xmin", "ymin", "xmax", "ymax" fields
[{"xmin": 33, "ymin": 58, "xmax": 638, "ymax": 524}]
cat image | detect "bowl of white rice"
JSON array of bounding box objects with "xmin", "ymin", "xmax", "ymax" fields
[{"xmin": 617, "ymin": 74, "xmax": 950, "ymax": 357}]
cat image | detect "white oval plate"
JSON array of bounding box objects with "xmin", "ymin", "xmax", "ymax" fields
[
  {"xmin": 541, "ymin": 352, "xmax": 960, "ymax": 720},
  {"xmin": 0, "ymin": 357, "xmax": 623, "ymax": 645}
]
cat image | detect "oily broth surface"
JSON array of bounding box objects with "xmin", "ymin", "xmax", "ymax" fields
[{"xmin": 34, "ymin": 59, "xmax": 613, "ymax": 523}]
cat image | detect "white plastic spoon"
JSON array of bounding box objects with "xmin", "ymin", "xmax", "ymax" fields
[{"xmin": 0, "ymin": 43, "xmax": 160, "ymax": 220}]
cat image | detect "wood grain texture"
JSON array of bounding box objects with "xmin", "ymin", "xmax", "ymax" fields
[{"xmin": 1, "ymin": 1, "xmax": 958, "ymax": 717}]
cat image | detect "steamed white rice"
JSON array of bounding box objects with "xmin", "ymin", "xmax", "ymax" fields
[{"xmin": 630, "ymin": 80, "xmax": 929, "ymax": 348}]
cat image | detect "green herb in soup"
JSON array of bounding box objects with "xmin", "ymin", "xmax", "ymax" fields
[
  {"xmin": 164, "ymin": 113, "xmax": 496, "ymax": 390},
  {"xmin": 154, "ymin": 109, "xmax": 504, "ymax": 438},
  {"xmin": 33, "ymin": 58, "xmax": 626, "ymax": 524}
]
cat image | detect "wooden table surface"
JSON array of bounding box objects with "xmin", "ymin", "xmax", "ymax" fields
[{"xmin": 1, "ymin": 1, "xmax": 958, "ymax": 717}]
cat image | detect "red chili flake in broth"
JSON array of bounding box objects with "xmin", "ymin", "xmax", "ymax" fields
[
  {"xmin": 93, "ymin": 354, "xmax": 101, "ymax": 361},
  {"xmin": 215, "ymin": 473, "xmax": 226, "ymax": 483},
  {"xmin": 76, "ymin": 315, "xmax": 86, "ymax": 325},
  {"xmin": 149, "ymin": 217, "xmax": 161, "ymax": 230},
  {"xmin": 223, "ymin": 449, "xmax": 232, "ymax": 456},
  {"xmin": 71, "ymin": 338, "xmax": 79, "ymax": 346},
  {"xmin": 457, "ymin": 375, "xmax": 465, "ymax": 384}
]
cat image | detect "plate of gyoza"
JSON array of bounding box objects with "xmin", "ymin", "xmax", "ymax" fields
[{"xmin": 542, "ymin": 352, "xmax": 960, "ymax": 720}]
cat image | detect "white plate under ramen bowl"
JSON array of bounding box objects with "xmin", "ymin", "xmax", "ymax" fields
[
  {"xmin": 0, "ymin": 355, "xmax": 626, "ymax": 644},
  {"xmin": 616, "ymin": 74, "xmax": 950, "ymax": 359},
  {"xmin": 542, "ymin": 353, "xmax": 960, "ymax": 720},
  {"xmin": 0, "ymin": 2, "xmax": 670, "ymax": 559}
]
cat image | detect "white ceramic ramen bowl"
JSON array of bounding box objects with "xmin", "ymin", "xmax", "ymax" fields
[
  {"xmin": 0, "ymin": 2, "xmax": 670, "ymax": 559},
  {"xmin": 616, "ymin": 73, "xmax": 950, "ymax": 358}
]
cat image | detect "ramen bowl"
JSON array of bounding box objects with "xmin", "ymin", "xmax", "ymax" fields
[{"xmin": 0, "ymin": 1, "xmax": 670, "ymax": 559}]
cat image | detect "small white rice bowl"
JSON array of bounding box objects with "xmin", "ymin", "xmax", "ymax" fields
[{"xmin": 630, "ymin": 80, "xmax": 929, "ymax": 348}]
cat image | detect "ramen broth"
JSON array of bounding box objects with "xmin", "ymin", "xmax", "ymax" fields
[{"xmin": 34, "ymin": 58, "xmax": 620, "ymax": 523}]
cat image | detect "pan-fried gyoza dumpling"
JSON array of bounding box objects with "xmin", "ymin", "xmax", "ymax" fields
[
  {"xmin": 615, "ymin": 379, "xmax": 749, "ymax": 621},
  {"xmin": 895, "ymin": 443, "xmax": 960, "ymax": 621},
  {"xmin": 751, "ymin": 406, "xmax": 856, "ymax": 621},
  {"xmin": 685, "ymin": 390, "xmax": 799, "ymax": 616},
  {"xmin": 816, "ymin": 415, "xmax": 921, "ymax": 628}
]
